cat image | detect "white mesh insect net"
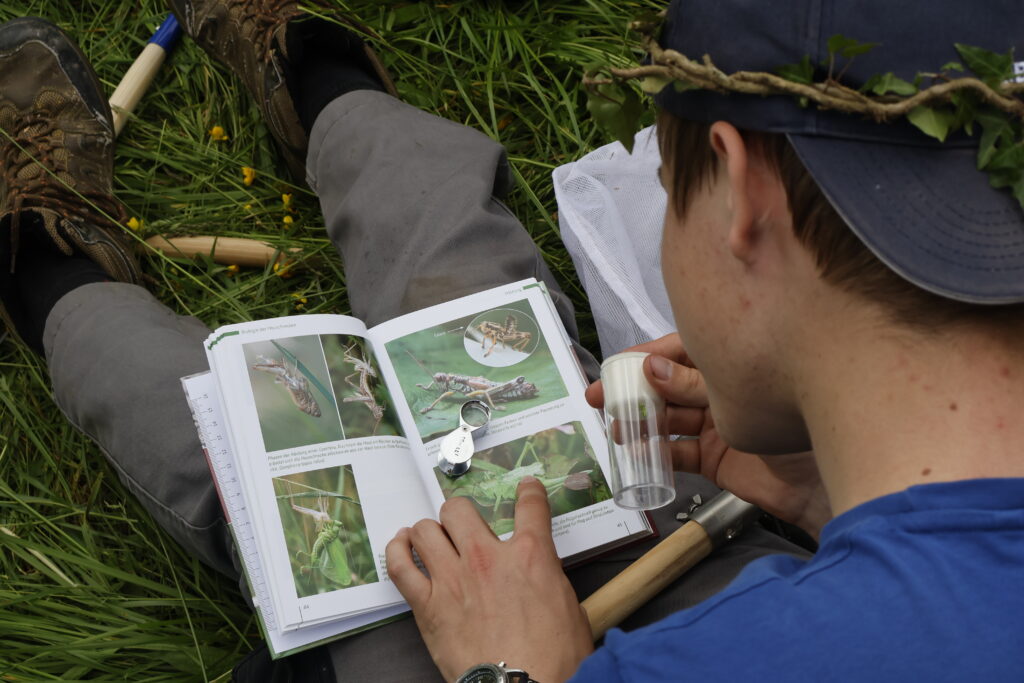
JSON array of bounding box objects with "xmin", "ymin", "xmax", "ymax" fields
[{"xmin": 553, "ymin": 126, "xmax": 676, "ymax": 359}]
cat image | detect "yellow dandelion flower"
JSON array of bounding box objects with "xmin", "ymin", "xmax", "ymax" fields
[
  {"xmin": 209, "ymin": 125, "xmax": 229, "ymax": 141},
  {"xmin": 126, "ymin": 217, "xmax": 142, "ymax": 231},
  {"xmin": 226, "ymin": 264, "xmax": 239, "ymax": 276},
  {"xmin": 273, "ymin": 261, "xmax": 295, "ymax": 279},
  {"xmin": 283, "ymin": 215, "xmax": 294, "ymax": 226},
  {"xmin": 281, "ymin": 193, "xmax": 293, "ymax": 208},
  {"xmin": 242, "ymin": 166, "xmax": 256, "ymax": 186}
]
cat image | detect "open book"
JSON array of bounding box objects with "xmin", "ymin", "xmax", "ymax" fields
[{"xmin": 182, "ymin": 279, "xmax": 652, "ymax": 658}]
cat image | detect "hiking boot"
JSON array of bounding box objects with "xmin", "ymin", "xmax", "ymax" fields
[
  {"xmin": 168, "ymin": 0, "xmax": 397, "ymax": 180},
  {"xmin": 0, "ymin": 18, "xmax": 141, "ymax": 343}
]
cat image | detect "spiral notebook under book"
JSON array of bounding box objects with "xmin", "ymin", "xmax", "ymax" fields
[{"xmin": 182, "ymin": 279, "xmax": 653, "ymax": 658}]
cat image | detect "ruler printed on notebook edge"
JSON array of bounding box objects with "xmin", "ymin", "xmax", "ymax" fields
[{"xmin": 181, "ymin": 372, "xmax": 279, "ymax": 630}]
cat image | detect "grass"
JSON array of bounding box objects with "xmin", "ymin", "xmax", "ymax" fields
[{"xmin": 0, "ymin": 1, "xmax": 658, "ymax": 679}]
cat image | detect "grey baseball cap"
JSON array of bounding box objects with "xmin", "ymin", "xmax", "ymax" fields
[{"xmin": 655, "ymin": 0, "xmax": 1024, "ymax": 304}]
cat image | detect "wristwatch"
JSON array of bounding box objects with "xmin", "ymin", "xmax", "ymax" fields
[{"xmin": 455, "ymin": 661, "xmax": 538, "ymax": 683}]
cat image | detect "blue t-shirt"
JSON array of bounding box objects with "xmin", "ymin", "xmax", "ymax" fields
[{"xmin": 571, "ymin": 479, "xmax": 1024, "ymax": 682}]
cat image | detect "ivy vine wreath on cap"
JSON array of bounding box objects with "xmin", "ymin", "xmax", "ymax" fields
[{"xmin": 583, "ymin": 3, "xmax": 1024, "ymax": 305}]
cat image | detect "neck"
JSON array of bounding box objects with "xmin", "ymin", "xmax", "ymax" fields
[{"xmin": 795, "ymin": 317, "xmax": 1024, "ymax": 518}]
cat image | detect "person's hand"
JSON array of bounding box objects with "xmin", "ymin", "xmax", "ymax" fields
[
  {"xmin": 587, "ymin": 333, "xmax": 831, "ymax": 539},
  {"xmin": 386, "ymin": 477, "xmax": 593, "ymax": 682}
]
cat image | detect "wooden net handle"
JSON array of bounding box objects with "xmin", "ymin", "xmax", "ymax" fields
[{"xmin": 582, "ymin": 520, "xmax": 712, "ymax": 641}]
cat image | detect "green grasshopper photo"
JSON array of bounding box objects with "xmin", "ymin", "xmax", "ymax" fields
[
  {"xmin": 273, "ymin": 467, "xmax": 379, "ymax": 597},
  {"xmin": 433, "ymin": 422, "xmax": 612, "ymax": 535}
]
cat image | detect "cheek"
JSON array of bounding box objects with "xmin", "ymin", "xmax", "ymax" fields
[
  {"xmin": 660, "ymin": 214, "xmax": 708, "ymax": 350},
  {"xmin": 659, "ymin": 218, "xmax": 677, "ymax": 302},
  {"xmin": 660, "ymin": 214, "xmax": 691, "ymax": 321},
  {"xmin": 660, "ymin": 213, "xmax": 739, "ymax": 437}
]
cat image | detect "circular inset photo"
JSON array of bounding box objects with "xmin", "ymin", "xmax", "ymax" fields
[{"xmin": 464, "ymin": 308, "xmax": 540, "ymax": 367}]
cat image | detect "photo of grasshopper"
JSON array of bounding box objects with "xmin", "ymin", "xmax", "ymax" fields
[
  {"xmin": 463, "ymin": 307, "xmax": 540, "ymax": 367},
  {"xmin": 322, "ymin": 335, "xmax": 404, "ymax": 439},
  {"xmin": 385, "ymin": 300, "xmax": 569, "ymax": 442},
  {"xmin": 273, "ymin": 467, "xmax": 378, "ymax": 598},
  {"xmin": 243, "ymin": 335, "xmax": 344, "ymax": 452},
  {"xmin": 407, "ymin": 350, "xmax": 540, "ymax": 414},
  {"xmin": 432, "ymin": 422, "xmax": 612, "ymax": 535},
  {"xmin": 250, "ymin": 355, "xmax": 322, "ymax": 418}
]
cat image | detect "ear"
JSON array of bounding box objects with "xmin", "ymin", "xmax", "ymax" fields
[{"xmin": 708, "ymin": 122, "xmax": 761, "ymax": 265}]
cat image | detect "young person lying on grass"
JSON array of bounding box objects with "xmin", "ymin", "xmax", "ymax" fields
[{"xmin": 384, "ymin": 0, "xmax": 1024, "ymax": 680}]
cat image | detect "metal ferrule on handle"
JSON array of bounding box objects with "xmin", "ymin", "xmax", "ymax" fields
[{"xmin": 688, "ymin": 491, "xmax": 760, "ymax": 548}]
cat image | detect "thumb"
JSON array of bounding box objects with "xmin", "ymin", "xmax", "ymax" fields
[{"xmin": 645, "ymin": 354, "xmax": 709, "ymax": 408}]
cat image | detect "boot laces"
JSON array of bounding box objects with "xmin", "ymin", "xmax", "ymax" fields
[
  {"xmin": 223, "ymin": 0, "xmax": 300, "ymax": 60},
  {"xmin": 1, "ymin": 110, "xmax": 125, "ymax": 273}
]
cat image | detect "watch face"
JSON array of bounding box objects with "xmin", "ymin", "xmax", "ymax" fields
[{"xmin": 460, "ymin": 664, "xmax": 502, "ymax": 683}]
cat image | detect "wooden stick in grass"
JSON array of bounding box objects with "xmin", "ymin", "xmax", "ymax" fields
[
  {"xmin": 144, "ymin": 235, "xmax": 301, "ymax": 269},
  {"xmin": 582, "ymin": 491, "xmax": 760, "ymax": 641},
  {"xmin": 110, "ymin": 19, "xmax": 300, "ymax": 270}
]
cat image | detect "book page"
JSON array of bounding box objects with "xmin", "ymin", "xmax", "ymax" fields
[
  {"xmin": 204, "ymin": 315, "xmax": 432, "ymax": 631},
  {"xmin": 369, "ymin": 280, "xmax": 651, "ymax": 561},
  {"xmin": 181, "ymin": 371, "xmax": 410, "ymax": 658}
]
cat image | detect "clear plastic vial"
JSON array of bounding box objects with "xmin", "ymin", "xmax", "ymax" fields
[{"xmin": 600, "ymin": 352, "xmax": 676, "ymax": 510}]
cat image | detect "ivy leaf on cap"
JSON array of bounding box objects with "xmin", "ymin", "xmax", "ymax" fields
[{"xmin": 954, "ymin": 44, "xmax": 1014, "ymax": 89}]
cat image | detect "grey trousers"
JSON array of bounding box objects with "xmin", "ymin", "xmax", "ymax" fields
[{"xmin": 43, "ymin": 91, "xmax": 807, "ymax": 681}]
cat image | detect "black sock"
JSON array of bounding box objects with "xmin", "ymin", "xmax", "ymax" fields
[
  {"xmin": 284, "ymin": 18, "xmax": 387, "ymax": 133},
  {"xmin": 7, "ymin": 213, "xmax": 109, "ymax": 353}
]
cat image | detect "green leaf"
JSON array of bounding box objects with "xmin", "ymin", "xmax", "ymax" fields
[
  {"xmin": 638, "ymin": 75, "xmax": 673, "ymax": 94},
  {"xmin": 585, "ymin": 82, "xmax": 643, "ymax": 152},
  {"xmin": 388, "ymin": 3, "xmax": 428, "ymax": 27},
  {"xmin": 860, "ymin": 74, "xmax": 882, "ymax": 93},
  {"xmin": 907, "ymin": 105, "xmax": 957, "ymax": 142},
  {"xmin": 1012, "ymin": 175, "xmax": 1024, "ymax": 210},
  {"xmin": 984, "ymin": 141, "xmax": 1024, "ymax": 191},
  {"xmin": 631, "ymin": 10, "xmax": 664, "ymax": 28},
  {"xmin": 827, "ymin": 34, "xmax": 879, "ymax": 59},
  {"xmin": 976, "ymin": 109, "xmax": 1016, "ymax": 169},
  {"xmin": 983, "ymin": 148, "xmax": 1024, "ymax": 210},
  {"xmin": 861, "ymin": 72, "xmax": 918, "ymax": 96},
  {"xmin": 949, "ymin": 90, "xmax": 978, "ymax": 135},
  {"xmin": 672, "ymin": 80, "xmax": 700, "ymax": 93},
  {"xmin": 775, "ymin": 55, "xmax": 814, "ymax": 84},
  {"xmin": 954, "ymin": 43, "xmax": 1014, "ymax": 87},
  {"xmin": 940, "ymin": 61, "xmax": 965, "ymax": 72}
]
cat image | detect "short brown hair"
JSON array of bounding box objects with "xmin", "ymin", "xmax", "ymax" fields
[{"xmin": 656, "ymin": 109, "xmax": 1024, "ymax": 333}]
